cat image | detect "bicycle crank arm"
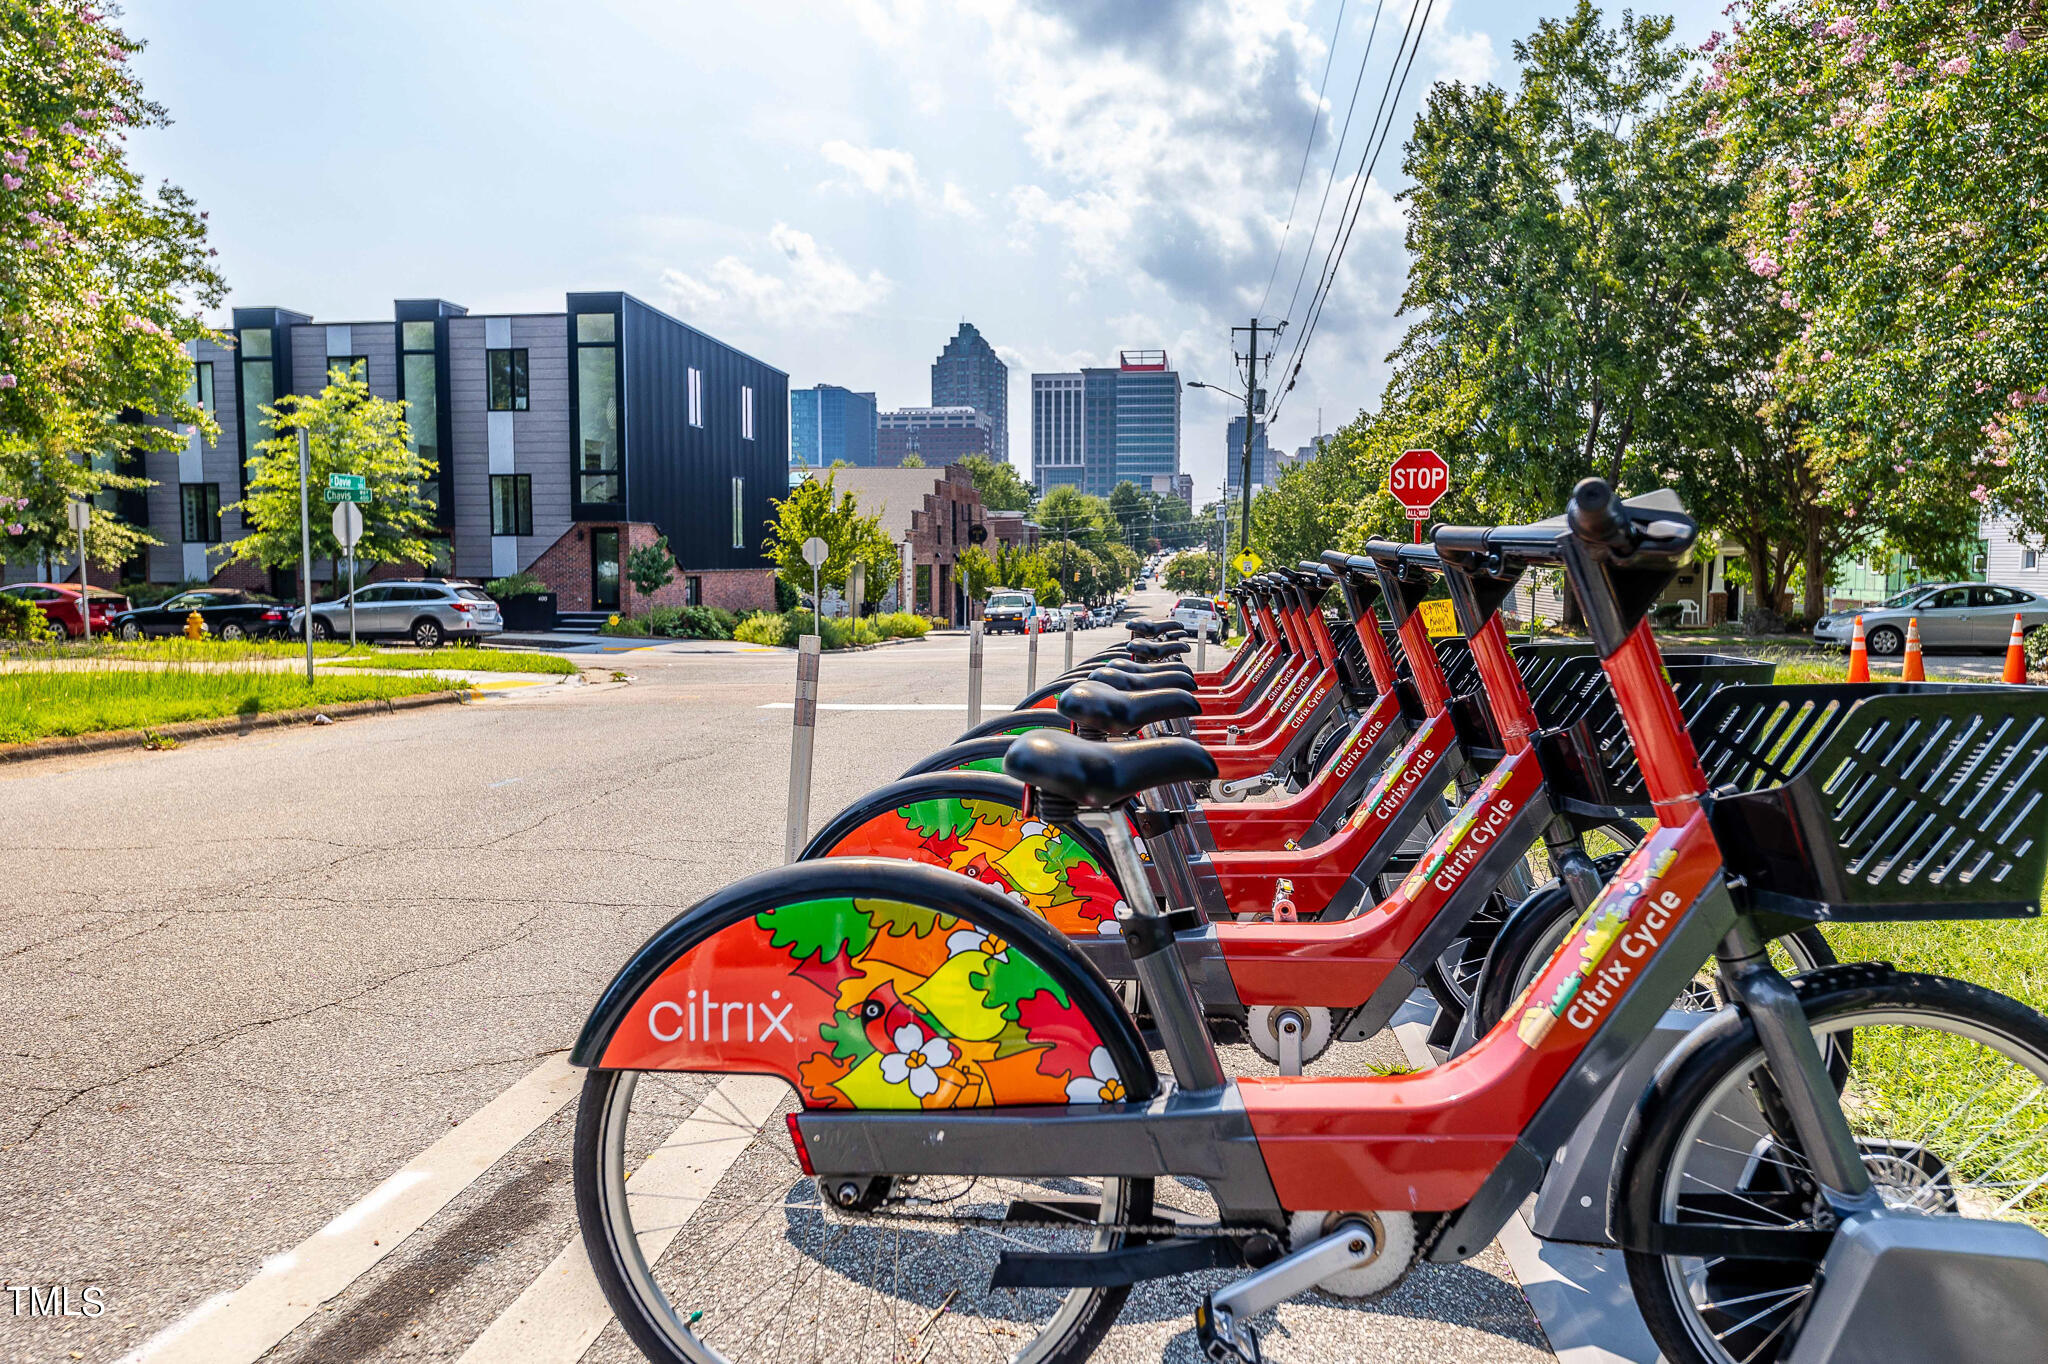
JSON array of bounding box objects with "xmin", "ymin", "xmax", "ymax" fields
[
  {"xmin": 1216, "ymin": 772, "xmax": 1284, "ymax": 799},
  {"xmin": 1196, "ymin": 1224, "xmax": 1377, "ymax": 1363}
]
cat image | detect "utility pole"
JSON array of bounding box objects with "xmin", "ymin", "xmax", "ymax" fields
[{"xmin": 1229, "ymin": 317, "xmax": 1283, "ymax": 577}]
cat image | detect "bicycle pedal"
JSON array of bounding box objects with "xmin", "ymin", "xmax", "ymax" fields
[{"xmin": 1195, "ymin": 1294, "xmax": 1263, "ymax": 1364}]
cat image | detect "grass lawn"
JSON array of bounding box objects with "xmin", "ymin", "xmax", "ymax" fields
[
  {"xmin": 0, "ymin": 668, "xmax": 466, "ymax": 744},
  {"xmin": 14, "ymin": 637, "xmax": 356, "ymax": 663},
  {"xmin": 324, "ymin": 646, "xmax": 577, "ymax": 676}
]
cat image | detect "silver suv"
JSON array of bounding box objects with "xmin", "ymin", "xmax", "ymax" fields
[{"xmin": 290, "ymin": 580, "xmax": 503, "ymax": 648}]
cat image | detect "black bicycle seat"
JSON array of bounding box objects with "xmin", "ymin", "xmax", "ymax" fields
[
  {"xmin": 1128, "ymin": 640, "xmax": 1190, "ymax": 662},
  {"xmin": 1005, "ymin": 729, "xmax": 1217, "ymax": 809},
  {"xmin": 1089, "ymin": 665, "xmax": 1196, "ymax": 692},
  {"xmin": 1126, "ymin": 620, "xmax": 1187, "ymax": 639},
  {"xmin": 1057, "ymin": 680, "xmax": 1201, "ymax": 736}
]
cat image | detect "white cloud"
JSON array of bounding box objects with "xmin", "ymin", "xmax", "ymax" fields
[
  {"xmin": 939, "ymin": 181, "xmax": 980, "ymax": 219},
  {"xmin": 820, "ymin": 139, "xmax": 922, "ymax": 202},
  {"xmin": 1424, "ymin": 1, "xmax": 1497, "ymax": 86},
  {"xmin": 661, "ymin": 223, "xmax": 892, "ymax": 329}
]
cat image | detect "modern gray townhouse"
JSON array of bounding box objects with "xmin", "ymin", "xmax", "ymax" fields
[{"xmin": 113, "ymin": 291, "xmax": 787, "ymax": 615}]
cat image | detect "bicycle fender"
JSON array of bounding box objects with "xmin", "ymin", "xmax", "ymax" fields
[
  {"xmin": 571, "ymin": 858, "xmax": 1158, "ymax": 1111},
  {"xmin": 953, "ymin": 710, "xmax": 1073, "ymax": 743},
  {"xmin": 901, "ymin": 736, "xmax": 1016, "ymax": 778}
]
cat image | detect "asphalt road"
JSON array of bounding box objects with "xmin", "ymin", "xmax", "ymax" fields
[{"xmin": 0, "ymin": 592, "xmax": 1552, "ymax": 1364}]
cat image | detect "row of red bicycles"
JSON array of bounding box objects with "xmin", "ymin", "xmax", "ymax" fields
[{"xmin": 568, "ymin": 481, "xmax": 2048, "ymax": 1364}]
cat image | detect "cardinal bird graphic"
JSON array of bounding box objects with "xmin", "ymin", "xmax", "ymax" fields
[{"xmin": 858, "ymin": 983, "xmax": 966, "ymax": 1103}]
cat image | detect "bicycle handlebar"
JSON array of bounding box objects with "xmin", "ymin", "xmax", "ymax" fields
[{"xmin": 1433, "ymin": 478, "xmax": 1699, "ymax": 570}]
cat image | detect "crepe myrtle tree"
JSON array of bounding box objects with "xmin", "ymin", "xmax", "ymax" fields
[{"xmin": 0, "ymin": 1, "xmax": 226, "ymax": 550}]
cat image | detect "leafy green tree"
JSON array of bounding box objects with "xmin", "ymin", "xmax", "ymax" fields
[
  {"xmin": 1100, "ymin": 541, "xmax": 1141, "ymax": 594},
  {"xmin": 764, "ymin": 473, "xmax": 899, "ymax": 604},
  {"xmin": 1106, "ymin": 481, "xmax": 1151, "ymax": 548},
  {"xmin": 1163, "ymin": 551, "xmax": 1220, "ymax": 594},
  {"xmin": 1711, "ymin": 1, "xmax": 2048, "ymax": 566},
  {"xmin": 897, "ymin": 452, "xmax": 926, "ymax": 468},
  {"xmin": 627, "ymin": 534, "xmax": 676, "ymax": 597},
  {"xmin": 960, "ymin": 453, "xmax": 1035, "ymax": 512},
  {"xmin": 222, "ymin": 372, "xmax": 440, "ymax": 572},
  {"xmin": 956, "ymin": 542, "xmax": 995, "ymax": 601},
  {"xmin": 0, "ymin": 2, "xmax": 225, "ymax": 569}
]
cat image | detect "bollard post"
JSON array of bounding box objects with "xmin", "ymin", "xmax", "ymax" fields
[
  {"xmin": 1064, "ymin": 613, "xmax": 1075, "ymax": 671},
  {"xmin": 1197, "ymin": 631, "xmax": 1207, "ymax": 674},
  {"xmin": 967, "ymin": 620, "xmax": 984, "ymax": 727},
  {"xmin": 1026, "ymin": 615, "xmax": 1039, "ymax": 695},
  {"xmin": 784, "ymin": 633, "xmax": 821, "ymax": 864}
]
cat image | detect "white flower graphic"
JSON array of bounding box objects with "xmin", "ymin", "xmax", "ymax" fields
[
  {"xmin": 879, "ymin": 1023, "xmax": 955, "ymax": 1098},
  {"xmin": 946, "ymin": 926, "xmax": 1009, "ymax": 961},
  {"xmin": 1065, "ymin": 1046, "xmax": 1127, "ymax": 1104}
]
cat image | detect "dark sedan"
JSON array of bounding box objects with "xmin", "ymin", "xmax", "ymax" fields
[{"xmin": 111, "ymin": 588, "xmax": 292, "ymax": 642}]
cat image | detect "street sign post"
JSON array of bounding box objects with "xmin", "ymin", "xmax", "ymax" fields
[
  {"xmin": 801, "ymin": 535, "xmax": 829, "ymax": 627},
  {"xmin": 1389, "ymin": 448, "xmax": 1450, "ymax": 543},
  {"xmin": 297, "ymin": 430, "xmax": 314, "ymax": 682},
  {"xmin": 326, "ymin": 473, "xmax": 367, "ymax": 494},
  {"xmin": 67, "ymin": 500, "xmax": 92, "ymax": 643},
  {"xmin": 332, "ymin": 502, "xmax": 364, "ymax": 649}
]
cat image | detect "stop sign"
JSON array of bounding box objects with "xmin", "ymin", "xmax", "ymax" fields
[{"xmin": 1388, "ymin": 448, "xmax": 1450, "ymax": 520}]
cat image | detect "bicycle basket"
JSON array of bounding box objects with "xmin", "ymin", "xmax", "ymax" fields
[
  {"xmin": 1691, "ymin": 683, "xmax": 2048, "ymax": 921},
  {"xmin": 1534, "ymin": 655, "xmax": 1777, "ymax": 821}
]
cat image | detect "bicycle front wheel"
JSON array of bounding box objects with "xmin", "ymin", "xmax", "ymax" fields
[
  {"xmin": 1618, "ymin": 970, "xmax": 2048, "ymax": 1364},
  {"xmin": 574, "ymin": 1066, "xmax": 1143, "ymax": 1364}
]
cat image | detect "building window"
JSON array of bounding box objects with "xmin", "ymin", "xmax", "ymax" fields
[
  {"xmin": 189, "ymin": 361, "xmax": 214, "ymax": 416},
  {"xmin": 574, "ymin": 314, "xmax": 620, "ymax": 506},
  {"xmin": 401, "ymin": 320, "xmax": 436, "ymax": 350},
  {"xmin": 237, "ymin": 328, "xmax": 275, "ymax": 496},
  {"xmin": 2026, "ymin": 549, "xmax": 2039, "ymax": 571},
  {"xmin": 490, "ymin": 474, "xmax": 532, "ymax": 537},
  {"xmin": 688, "ymin": 367, "xmax": 703, "ymax": 428},
  {"xmin": 327, "ymin": 355, "xmax": 366, "ymax": 385},
  {"xmin": 576, "ymin": 313, "xmax": 615, "ymax": 343},
  {"xmin": 685, "ymin": 575, "xmax": 702, "ymax": 606},
  {"xmin": 180, "ymin": 483, "xmax": 220, "ymax": 543},
  {"xmin": 741, "ymin": 384, "xmax": 755, "ymax": 440},
  {"xmin": 400, "ymin": 323, "xmax": 440, "ymax": 512},
  {"xmin": 487, "ymin": 348, "xmax": 529, "ymax": 411},
  {"xmin": 731, "ymin": 476, "xmax": 745, "ymax": 548}
]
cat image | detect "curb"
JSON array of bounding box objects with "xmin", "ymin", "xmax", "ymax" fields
[{"xmin": 0, "ymin": 688, "xmax": 471, "ymax": 767}]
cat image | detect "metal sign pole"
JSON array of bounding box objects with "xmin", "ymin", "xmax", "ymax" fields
[
  {"xmin": 298, "ymin": 428, "xmax": 314, "ymax": 683},
  {"xmin": 348, "ymin": 549, "xmax": 357, "ymax": 650},
  {"xmin": 967, "ymin": 620, "xmax": 984, "ymax": 727},
  {"xmin": 784, "ymin": 633, "xmax": 822, "ymax": 863}
]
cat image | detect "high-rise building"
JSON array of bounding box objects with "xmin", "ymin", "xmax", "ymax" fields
[
  {"xmin": 789, "ymin": 384, "xmax": 878, "ymax": 468},
  {"xmin": 1030, "ymin": 350, "xmax": 1181, "ymax": 497},
  {"xmin": 877, "ymin": 406, "xmax": 992, "ymax": 466},
  {"xmin": 1225, "ymin": 416, "xmax": 1277, "ymax": 494},
  {"xmin": 931, "ymin": 322, "xmax": 1008, "ymax": 463}
]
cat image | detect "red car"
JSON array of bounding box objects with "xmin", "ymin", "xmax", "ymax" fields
[{"xmin": 0, "ymin": 582, "xmax": 133, "ymax": 640}]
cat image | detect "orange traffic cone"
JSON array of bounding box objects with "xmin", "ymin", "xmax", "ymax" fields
[
  {"xmin": 1900, "ymin": 617, "xmax": 1925, "ymax": 682},
  {"xmin": 1847, "ymin": 614, "xmax": 1870, "ymax": 683},
  {"xmin": 2003, "ymin": 613, "xmax": 2028, "ymax": 684}
]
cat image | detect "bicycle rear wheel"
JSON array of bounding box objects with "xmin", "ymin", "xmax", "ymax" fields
[
  {"xmin": 574, "ymin": 1066, "xmax": 1143, "ymax": 1364},
  {"xmin": 1618, "ymin": 971, "xmax": 2048, "ymax": 1364}
]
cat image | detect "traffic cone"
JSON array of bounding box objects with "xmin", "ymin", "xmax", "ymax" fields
[
  {"xmin": 1900, "ymin": 617, "xmax": 1925, "ymax": 682},
  {"xmin": 2003, "ymin": 613, "xmax": 2028, "ymax": 684},
  {"xmin": 1846, "ymin": 614, "xmax": 1870, "ymax": 683}
]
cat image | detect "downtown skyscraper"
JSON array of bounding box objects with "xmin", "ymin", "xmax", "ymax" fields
[
  {"xmin": 1031, "ymin": 351, "xmax": 1181, "ymax": 498},
  {"xmin": 930, "ymin": 322, "xmax": 1009, "ymax": 463}
]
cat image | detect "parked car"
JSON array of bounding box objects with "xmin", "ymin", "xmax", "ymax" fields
[
  {"xmin": 0, "ymin": 583, "xmax": 131, "ymax": 640},
  {"xmin": 1171, "ymin": 595, "xmax": 1225, "ymax": 643},
  {"xmin": 107, "ymin": 587, "xmax": 285, "ymax": 642},
  {"xmin": 1813, "ymin": 582, "xmax": 2048, "ymax": 654},
  {"xmin": 1062, "ymin": 603, "xmax": 1095, "ymax": 630},
  {"xmin": 1091, "ymin": 604, "xmax": 1117, "ymax": 628},
  {"xmin": 290, "ymin": 579, "xmax": 503, "ymax": 648},
  {"xmin": 983, "ymin": 590, "xmax": 1041, "ymax": 634}
]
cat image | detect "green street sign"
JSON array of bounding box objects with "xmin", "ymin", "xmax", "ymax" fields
[
  {"xmin": 322, "ymin": 489, "xmax": 369, "ymax": 504},
  {"xmin": 326, "ymin": 473, "xmax": 367, "ymax": 494}
]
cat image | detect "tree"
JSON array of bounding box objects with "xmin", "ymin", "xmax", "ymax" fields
[
  {"xmin": 897, "ymin": 452, "xmax": 927, "ymax": 468},
  {"xmin": 960, "ymin": 453, "xmax": 1035, "ymax": 512},
  {"xmin": 1710, "ymin": 2, "xmax": 2048, "ymax": 568},
  {"xmin": 0, "ymin": 428, "xmax": 152, "ymax": 576},
  {"xmin": 1106, "ymin": 481, "xmax": 1151, "ymax": 549},
  {"xmin": 222, "ymin": 372, "xmax": 439, "ymax": 572},
  {"xmin": 627, "ymin": 534, "xmax": 676, "ymax": 597},
  {"xmin": 763, "ymin": 472, "xmax": 899, "ymax": 605},
  {"xmin": 0, "ymin": 2, "xmax": 225, "ymax": 570},
  {"xmin": 956, "ymin": 542, "xmax": 995, "ymax": 602},
  {"xmin": 1164, "ymin": 551, "xmax": 1220, "ymax": 594}
]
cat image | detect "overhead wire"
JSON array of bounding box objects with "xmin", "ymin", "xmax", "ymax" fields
[{"xmin": 1256, "ymin": 0, "xmax": 1353, "ymax": 320}]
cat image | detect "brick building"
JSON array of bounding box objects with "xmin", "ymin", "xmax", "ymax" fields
[{"xmin": 823, "ymin": 465, "xmax": 986, "ymax": 625}]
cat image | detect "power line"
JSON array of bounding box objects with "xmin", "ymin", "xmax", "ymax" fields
[{"xmin": 1257, "ymin": 0, "xmax": 1352, "ymax": 320}]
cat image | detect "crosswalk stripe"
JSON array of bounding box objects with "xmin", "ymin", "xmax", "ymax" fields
[
  {"xmin": 119, "ymin": 1053, "xmax": 582, "ymax": 1364},
  {"xmin": 456, "ymin": 1073, "xmax": 786, "ymax": 1363}
]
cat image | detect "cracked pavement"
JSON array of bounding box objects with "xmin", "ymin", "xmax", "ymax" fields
[{"xmin": 0, "ymin": 602, "xmax": 1554, "ymax": 1364}]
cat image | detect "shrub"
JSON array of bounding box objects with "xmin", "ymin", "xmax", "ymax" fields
[
  {"xmin": 671, "ymin": 605, "xmax": 736, "ymax": 639},
  {"xmin": 774, "ymin": 577, "xmax": 800, "ymax": 612},
  {"xmin": 2026, "ymin": 625, "xmax": 2048, "ymax": 675},
  {"xmin": 599, "ymin": 614, "xmax": 650, "ymax": 637},
  {"xmin": 120, "ymin": 578, "xmax": 207, "ymax": 608},
  {"xmin": 871, "ymin": 612, "xmax": 931, "ymax": 640},
  {"xmin": 734, "ymin": 612, "xmax": 790, "ymax": 646},
  {"xmin": 0, "ymin": 594, "xmax": 54, "ymax": 642},
  {"xmin": 485, "ymin": 571, "xmax": 548, "ymax": 598}
]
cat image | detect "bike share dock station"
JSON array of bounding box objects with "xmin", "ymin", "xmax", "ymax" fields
[{"xmin": 722, "ymin": 487, "xmax": 2048, "ymax": 1364}]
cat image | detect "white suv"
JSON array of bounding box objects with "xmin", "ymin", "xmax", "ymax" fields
[{"xmin": 1171, "ymin": 595, "xmax": 1224, "ymax": 643}]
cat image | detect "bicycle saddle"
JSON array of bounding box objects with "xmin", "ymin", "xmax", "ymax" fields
[
  {"xmin": 1128, "ymin": 640, "xmax": 1191, "ymax": 662},
  {"xmin": 1058, "ymin": 680, "xmax": 1201, "ymax": 737},
  {"xmin": 1126, "ymin": 620, "xmax": 1186, "ymax": 639},
  {"xmin": 1088, "ymin": 665, "xmax": 1197, "ymax": 693},
  {"xmin": 1005, "ymin": 729, "xmax": 1218, "ymax": 810}
]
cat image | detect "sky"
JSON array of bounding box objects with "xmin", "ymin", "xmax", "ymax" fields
[{"xmin": 119, "ymin": 0, "xmax": 1727, "ymax": 503}]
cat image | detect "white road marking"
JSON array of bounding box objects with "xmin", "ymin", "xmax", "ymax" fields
[
  {"xmin": 456, "ymin": 1073, "xmax": 786, "ymax": 1364},
  {"xmin": 118, "ymin": 1052, "xmax": 582, "ymax": 1364},
  {"xmin": 758, "ymin": 702, "xmax": 969, "ymax": 711}
]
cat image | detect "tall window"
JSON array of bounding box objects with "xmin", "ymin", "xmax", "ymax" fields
[
  {"xmin": 688, "ymin": 367, "xmax": 703, "ymax": 427},
  {"xmin": 574, "ymin": 312, "xmax": 620, "ymax": 506},
  {"xmin": 490, "ymin": 474, "xmax": 532, "ymax": 536},
  {"xmin": 327, "ymin": 355, "xmax": 366, "ymax": 384},
  {"xmin": 2027, "ymin": 549, "xmax": 2040, "ymax": 571},
  {"xmin": 400, "ymin": 320, "xmax": 439, "ymax": 514},
  {"xmin": 188, "ymin": 361, "xmax": 214, "ymax": 415},
  {"xmin": 487, "ymin": 348, "xmax": 529, "ymax": 411},
  {"xmin": 741, "ymin": 384, "xmax": 755, "ymax": 440},
  {"xmin": 731, "ymin": 476, "xmax": 745, "ymax": 548},
  {"xmin": 685, "ymin": 575, "xmax": 703, "ymax": 606},
  {"xmin": 237, "ymin": 328, "xmax": 275, "ymax": 495},
  {"xmin": 180, "ymin": 483, "xmax": 220, "ymax": 543}
]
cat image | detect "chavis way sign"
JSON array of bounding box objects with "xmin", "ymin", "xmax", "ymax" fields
[{"xmin": 1388, "ymin": 448, "xmax": 1450, "ymax": 542}]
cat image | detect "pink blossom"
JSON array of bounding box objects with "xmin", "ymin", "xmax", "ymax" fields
[
  {"xmin": 2, "ymin": 151, "xmax": 23, "ymax": 168},
  {"xmin": 2007, "ymin": 30, "xmax": 2031, "ymax": 54},
  {"xmin": 1820, "ymin": 350, "xmax": 1836, "ymax": 362},
  {"xmin": 1872, "ymin": 219, "xmax": 1890, "ymax": 237},
  {"xmin": 1701, "ymin": 31, "xmax": 1724, "ymax": 53},
  {"xmin": 1704, "ymin": 72, "xmax": 1728, "ymax": 92},
  {"xmin": 1972, "ymin": 484, "xmax": 1991, "ymax": 504},
  {"xmin": 0, "ymin": 374, "xmax": 15, "ymax": 389},
  {"xmin": 1995, "ymin": 456, "xmax": 2011, "ymax": 466},
  {"xmin": 1846, "ymin": 35, "xmax": 1870, "ymax": 64},
  {"xmin": 1892, "ymin": 61, "xmax": 1916, "ymax": 82},
  {"xmin": 1827, "ymin": 16, "xmax": 1856, "ymax": 37},
  {"xmin": 1, "ymin": 175, "xmax": 19, "ymax": 192},
  {"xmin": 2013, "ymin": 391, "xmax": 2030, "ymax": 408},
  {"xmin": 1894, "ymin": 463, "xmax": 1909, "ymax": 473},
  {"xmin": 58, "ymin": 121, "xmax": 82, "ymax": 138},
  {"xmin": 6, "ymin": 524, "xmax": 23, "ymax": 537},
  {"xmin": 1941, "ymin": 56, "xmax": 1972, "ymax": 76},
  {"xmin": 44, "ymin": 192, "xmax": 57, "ymax": 205},
  {"xmin": 1704, "ymin": 113, "xmax": 1724, "ymax": 135},
  {"xmin": 1781, "ymin": 291, "xmax": 1799, "ymax": 309},
  {"xmin": 1748, "ymin": 248, "xmax": 1783, "ymax": 279}
]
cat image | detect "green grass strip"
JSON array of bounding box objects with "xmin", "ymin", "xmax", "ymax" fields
[
  {"xmin": 323, "ymin": 647, "xmax": 577, "ymax": 676},
  {"xmin": 0, "ymin": 670, "xmax": 464, "ymax": 744}
]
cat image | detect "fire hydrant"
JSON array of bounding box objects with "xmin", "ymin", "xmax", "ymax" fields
[{"xmin": 184, "ymin": 610, "xmax": 207, "ymax": 641}]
